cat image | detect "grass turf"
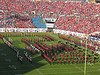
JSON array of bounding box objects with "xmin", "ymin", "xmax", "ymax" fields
[{"xmin": 0, "ymin": 32, "xmax": 100, "ymax": 75}]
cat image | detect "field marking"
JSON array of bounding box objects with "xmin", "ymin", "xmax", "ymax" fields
[
  {"xmin": 0, "ymin": 69, "xmax": 99, "ymax": 73},
  {"xmin": 0, "ymin": 67, "xmax": 100, "ymax": 75},
  {"xmin": 38, "ymin": 66, "xmax": 100, "ymax": 70},
  {"xmin": 40, "ymin": 70, "xmax": 95, "ymax": 75},
  {"xmin": 38, "ymin": 66, "xmax": 100, "ymax": 75},
  {"xmin": 73, "ymin": 65, "xmax": 100, "ymax": 75},
  {"xmin": 39, "ymin": 70, "xmax": 100, "ymax": 75},
  {"xmin": 39, "ymin": 67, "xmax": 77, "ymax": 70},
  {"xmin": 98, "ymin": 69, "xmax": 100, "ymax": 71},
  {"xmin": 74, "ymin": 65, "xmax": 84, "ymax": 72},
  {"xmin": 50, "ymin": 65, "xmax": 56, "ymax": 72},
  {"xmin": 36, "ymin": 69, "xmax": 43, "ymax": 75}
]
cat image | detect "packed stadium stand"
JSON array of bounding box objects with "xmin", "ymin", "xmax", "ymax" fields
[{"xmin": 0, "ymin": 0, "xmax": 100, "ymax": 34}]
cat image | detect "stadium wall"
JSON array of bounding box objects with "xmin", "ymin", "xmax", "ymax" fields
[
  {"xmin": 0, "ymin": 28, "xmax": 47, "ymax": 32},
  {"xmin": 53, "ymin": 29, "xmax": 87, "ymax": 38},
  {"xmin": 0, "ymin": 28, "xmax": 87, "ymax": 38}
]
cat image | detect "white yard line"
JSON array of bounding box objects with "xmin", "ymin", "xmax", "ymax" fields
[
  {"xmin": 98, "ymin": 69, "xmax": 100, "ymax": 71},
  {"xmin": 38, "ymin": 66, "xmax": 100, "ymax": 71},
  {"xmin": 40, "ymin": 70, "xmax": 100, "ymax": 75},
  {"xmin": 36, "ymin": 69, "xmax": 43, "ymax": 75},
  {"xmin": 38, "ymin": 66, "xmax": 78, "ymax": 70},
  {"xmin": 42, "ymin": 71, "xmax": 84, "ymax": 75},
  {"xmin": 74, "ymin": 66, "xmax": 84, "ymax": 72},
  {"xmin": 0, "ymin": 68, "xmax": 99, "ymax": 75}
]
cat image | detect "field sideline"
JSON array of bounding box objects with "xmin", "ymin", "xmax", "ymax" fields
[{"xmin": 0, "ymin": 32, "xmax": 100, "ymax": 75}]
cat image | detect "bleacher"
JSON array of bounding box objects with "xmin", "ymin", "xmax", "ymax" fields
[{"xmin": 0, "ymin": 0, "xmax": 100, "ymax": 34}]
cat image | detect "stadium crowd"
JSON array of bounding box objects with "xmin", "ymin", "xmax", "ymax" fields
[
  {"xmin": 36, "ymin": 1, "xmax": 100, "ymax": 34},
  {"xmin": 0, "ymin": 0, "xmax": 100, "ymax": 34}
]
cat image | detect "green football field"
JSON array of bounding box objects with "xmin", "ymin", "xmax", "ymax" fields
[{"xmin": 0, "ymin": 32, "xmax": 100, "ymax": 75}]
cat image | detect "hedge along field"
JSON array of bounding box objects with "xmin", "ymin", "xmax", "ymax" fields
[{"xmin": 0, "ymin": 32, "xmax": 100, "ymax": 75}]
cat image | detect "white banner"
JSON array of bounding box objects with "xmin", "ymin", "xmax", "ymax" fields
[
  {"xmin": 53, "ymin": 29, "xmax": 87, "ymax": 38},
  {"xmin": 0, "ymin": 28, "xmax": 48, "ymax": 32}
]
